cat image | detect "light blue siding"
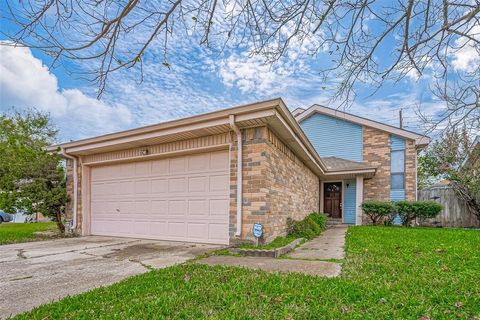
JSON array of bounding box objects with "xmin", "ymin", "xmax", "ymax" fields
[
  {"xmin": 343, "ymin": 179, "xmax": 356, "ymax": 224},
  {"xmin": 390, "ymin": 135, "xmax": 406, "ymax": 225},
  {"xmin": 300, "ymin": 113, "xmax": 363, "ymax": 161},
  {"xmin": 391, "ymin": 135, "xmax": 406, "ymax": 151}
]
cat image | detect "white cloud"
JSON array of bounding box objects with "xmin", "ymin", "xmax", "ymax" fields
[
  {"xmin": 0, "ymin": 44, "xmax": 133, "ymax": 140},
  {"xmin": 452, "ymin": 25, "xmax": 480, "ymax": 72}
]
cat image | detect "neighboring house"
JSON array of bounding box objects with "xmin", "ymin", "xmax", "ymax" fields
[
  {"xmin": 294, "ymin": 105, "xmax": 429, "ymax": 224},
  {"xmin": 51, "ymin": 98, "xmax": 429, "ymax": 245}
]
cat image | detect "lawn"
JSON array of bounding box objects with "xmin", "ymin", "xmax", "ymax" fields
[
  {"xmin": 0, "ymin": 222, "xmax": 57, "ymax": 245},
  {"xmin": 239, "ymin": 235, "xmax": 299, "ymax": 250},
  {"xmin": 14, "ymin": 226, "xmax": 480, "ymax": 319}
]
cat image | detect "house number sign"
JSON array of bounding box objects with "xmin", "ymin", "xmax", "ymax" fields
[{"xmin": 253, "ymin": 223, "xmax": 263, "ymax": 239}]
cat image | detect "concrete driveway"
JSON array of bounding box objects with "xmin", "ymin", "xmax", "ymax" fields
[{"xmin": 0, "ymin": 236, "xmax": 222, "ymax": 318}]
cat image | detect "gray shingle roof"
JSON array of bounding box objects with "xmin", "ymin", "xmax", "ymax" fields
[{"xmin": 322, "ymin": 156, "xmax": 377, "ymax": 172}]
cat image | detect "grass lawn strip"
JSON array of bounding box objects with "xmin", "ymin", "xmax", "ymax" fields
[
  {"xmin": 239, "ymin": 235, "xmax": 299, "ymax": 250},
  {"xmin": 0, "ymin": 222, "xmax": 57, "ymax": 245},
  {"xmin": 14, "ymin": 226, "xmax": 480, "ymax": 319}
]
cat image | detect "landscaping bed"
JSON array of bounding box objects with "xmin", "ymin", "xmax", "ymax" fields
[
  {"xmin": 232, "ymin": 213, "xmax": 327, "ymax": 258},
  {"xmin": 15, "ymin": 226, "xmax": 480, "ymax": 319}
]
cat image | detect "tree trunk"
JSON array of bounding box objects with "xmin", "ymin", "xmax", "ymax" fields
[
  {"xmin": 451, "ymin": 182, "xmax": 480, "ymax": 222},
  {"xmin": 55, "ymin": 211, "xmax": 65, "ymax": 234}
]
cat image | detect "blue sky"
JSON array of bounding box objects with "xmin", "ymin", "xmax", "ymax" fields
[{"xmin": 1, "ymin": 2, "xmax": 474, "ymax": 142}]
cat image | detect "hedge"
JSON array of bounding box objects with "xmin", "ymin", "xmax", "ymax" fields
[{"xmin": 361, "ymin": 200, "xmax": 443, "ymax": 226}]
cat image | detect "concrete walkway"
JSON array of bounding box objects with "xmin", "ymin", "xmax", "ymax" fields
[
  {"xmin": 197, "ymin": 225, "xmax": 348, "ymax": 277},
  {"xmin": 287, "ymin": 225, "xmax": 348, "ymax": 260},
  {"xmin": 197, "ymin": 256, "xmax": 341, "ymax": 277}
]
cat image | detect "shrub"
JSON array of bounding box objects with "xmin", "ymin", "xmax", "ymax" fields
[
  {"xmin": 287, "ymin": 212, "xmax": 327, "ymax": 240},
  {"xmin": 394, "ymin": 201, "xmax": 416, "ymax": 226},
  {"xmin": 394, "ymin": 200, "xmax": 443, "ymax": 226},
  {"xmin": 413, "ymin": 201, "xmax": 443, "ymax": 220},
  {"xmin": 361, "ymin": 201, "xmax": 394, "ymax": 225}
]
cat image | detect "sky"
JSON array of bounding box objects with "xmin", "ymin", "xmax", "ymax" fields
[{"xmin": 0, "ymin": 2, "xmax": 478, "ymax": 143}]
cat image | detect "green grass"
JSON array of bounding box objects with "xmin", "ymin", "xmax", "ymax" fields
[
  {"xmin": 0, "ymin": 222, "xmax": 57, "ymax": 245},
  {"xmin": 239, "ymin": 235, "xmax": 299, "ymax": 250},
  {"xmin": 14, "ymin": 226, "xmax": 480, "ymax": 319}
]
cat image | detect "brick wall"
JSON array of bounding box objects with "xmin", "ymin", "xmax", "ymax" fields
[
  {"xmin": 264, "ymin": 129, "xmax": 319, "ymax": 241},
  {"xmin": 405, "ymin": 139, "xmax": 417, "ymax": 200},
  {"xmin": 230, "ymin": 127, "xmax": 319, "ymax": 243},
  {"xmin": 363, "ymin": 127, "xmax": 391, "ymax": 201},
  {"xmin": 362, "ymin": 126, "xmax": 417, "ymax": 202}
]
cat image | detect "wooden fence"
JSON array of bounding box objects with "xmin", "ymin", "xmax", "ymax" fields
[{"xmin": 417, "ymin": 185, "xmax": 480, "ymax": 228}]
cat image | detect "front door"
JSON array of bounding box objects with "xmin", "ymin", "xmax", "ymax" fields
[{"xmin": 324, "ymin": 182, "xmax": 342, "ymax": 219}]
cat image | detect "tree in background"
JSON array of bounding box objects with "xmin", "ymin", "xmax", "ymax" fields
[
  {"xmin": 0, "ymin": 110, "xmax": 67, "ymax": 233},
  {"xmin": 2, "ymin": 0, "xmax": 478, "ymax": 131},
  {"xmin": 418, "ymin": 128, "xmax": 480, "ymax": 221}
]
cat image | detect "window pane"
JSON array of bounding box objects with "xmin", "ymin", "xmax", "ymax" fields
[
  {"xmin": 391, "ymin": 150, "xmax": 405, "ymax": 173},
  {"xmin": 391, "ymin": 173, "xmax": 405, "ymax": 190}
]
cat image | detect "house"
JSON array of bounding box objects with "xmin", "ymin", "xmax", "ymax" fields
[
  {"xmin": 294, "ymin": 105, "xmax": 429, "ymax": 224},
  {"xmin": 52, "ymin": 98, "xmax": 429, "ymax": 245}
]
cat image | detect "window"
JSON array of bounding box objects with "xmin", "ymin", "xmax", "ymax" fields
[
  {"xmin": 391, "ymin": 149, "xmax": 405, "ymax": 190},
  {"xmin": 391, "ymin": 173, "xmax": 405, "ymax": 189}
]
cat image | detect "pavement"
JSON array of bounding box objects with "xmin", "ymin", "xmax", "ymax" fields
[
  {"xmin": 197, "ymin": 255, "xmax": 342, "ymax": 277},
  {"xmin": 286, "ymin": 225, "xmax": 347, "ymax": 260},
  {"xmin": 0, "ymin": 236, "xmax": 221, "ymax": 318},
  {"xmin": 197, "ymin": 225, "xmax": 348, "ymax": 277}
]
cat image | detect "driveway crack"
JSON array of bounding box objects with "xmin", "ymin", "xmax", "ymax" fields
[
  {"xmin": 0, "ymin": 240, "xmax": 142, "ymax": 264},
  {"xmin": 16, "ymin": 249, "xmax": 27, "ymax": 260}
]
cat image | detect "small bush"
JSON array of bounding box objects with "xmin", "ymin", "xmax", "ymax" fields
[
  {"xmin": 287, "ymin": 212, "xmax": 327, "ymax": 240},
  {"xmin": 361, "ymin": 201, "xmax": 394, "ymax": 225},
  {"xmin": 394, "ymin": 200, "xmax": 443, "ymax": 226},
  {"xmin": 415, "ymin": 201, "xmax": 443, "ymax": 220}
]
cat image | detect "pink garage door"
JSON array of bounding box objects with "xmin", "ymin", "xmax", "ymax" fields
[{"xmin": 89, "ymin": 150, "xmax": 230, "ymax": 244}]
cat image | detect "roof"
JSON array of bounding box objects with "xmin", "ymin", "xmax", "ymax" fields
[
  {"xmin": 51, "ymin": 98, "xmax": 378, "ymax": 179},
  {"xmin": 322, "ymin": 156, "xmax": 377, "ymax": 172},
  {"xmin": 295, "ymin": 104, "xmax": 431, "ymax": 148},
  {"xmin": 51, "ymin": 98, "xmax": 325, "ymax": 176}
]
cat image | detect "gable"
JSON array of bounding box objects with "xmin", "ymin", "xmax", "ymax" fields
[
  {"xmin": 296, "ymin": 105, "xmax": 430, "ymax": 148},
  {"xmin": 299, "ymin": 113, "xmax": 363, "ymax": 161}
]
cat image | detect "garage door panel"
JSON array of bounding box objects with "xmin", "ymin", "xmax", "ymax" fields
[
  {"xmin": 135, "ymin": 161, "xmax": 151, "ymax": 175},
  {"xmin": 90, "ymin": 150, "xmax": 229, "ymax": 244},
  {"xmin": 188, "ymin": 199, "xmax": 207, "ymax": 216},
  {"xmin": 168, "ymin": 200, "xmax": 186, "ymax": 215},
  {"xmin": 169, "ymin": 157, "xmax": 186, "ymax": 173},
  {"xmin": 167, "ymin": 222, "xmax": 186, "ymax": 237},
  {"xmin": 151, "ymin": 200, "xmax": 168, "ymax": 214},
  {"xmin": 209, "ymin": 223, "xmax": 229, "ymax": 241},
  {"xmin": 210, "ymin": 151, "xmax": 229, "ymax": 169},
  {"xmin": 209, "ymin": 175, "xmax": 229, "ymax": 192},
  {"xmin": 135, "ymin": 180, "xmax": 151, "ymax": 194},
  {"xmin": 188, "ymin": 176, "xmax": 208, "ymax": 192},
  {"xmin": 168, "ymin": 178, "xmax": 186, "ymax": 193},
  {"xmin": 151, "ymin": 179, "xmax": 168, "ymax": 193},
  {"xmin": 188, "ymin": 153, "xmax": 209, "ymax": 171},
  {"xmin": 187, "ymin": 223, "xmax": 208, "ymax": 239},
  {"xmin": 210, "ymin": 199, "xmax": 229, "ymax": 216},
  {"xmin": 151, "ymin": 159, "xmax": 169, "ymax": 174}
]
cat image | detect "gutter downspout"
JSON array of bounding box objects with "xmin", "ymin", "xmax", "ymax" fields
[
  {"xmin": 229, "ymin": 115, "xmax": 242, "ymax": 237},
  {"xmin": 60, "ymin": 148, "xmax": 78, "ymax": 233}
]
